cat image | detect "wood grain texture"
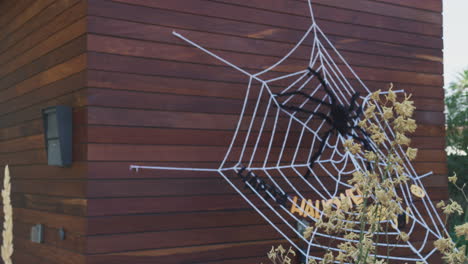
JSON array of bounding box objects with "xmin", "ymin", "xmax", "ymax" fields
[
  {"xmin": 116, "ymin": 0, "xmax": 442, "ymax": 35},
  {"xmin": 0, "ymin": 0, "xmax": 446, "ymax": 263},
  {"xmin": 84, "ymin": 1, "xmax": 446, "ymax": 262},
  {"xmin": 375, "ymin": 0, "xmax": 442, "ymax": 12},
  {"xmin": 0, "ymin": 1, "xmax": 87, "ymax": 263},
  {"xmin": 0, "ymin": 0, "xmax": 83, "ymax": 51}
]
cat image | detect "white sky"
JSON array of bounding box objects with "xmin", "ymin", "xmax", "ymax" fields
[{"xmin": 443, "ymin": 0, "xmax": 468, "ymax": 87}]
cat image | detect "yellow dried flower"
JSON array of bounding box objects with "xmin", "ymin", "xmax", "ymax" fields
[
  {"xmin": 434, "ymin": 238, "xmax": 454, "ymax": 253},
  {"xmin": 335, "ymin": 251, "xmax": 346, "ymax": 263},
  {"xmin": 386, "ymin": 84, "xmax": 396, "ymax": 102},
  {"xmin": 364, "ymin": 151, "xmax": 377, "ymax": 161},
  {"xmin": 441, "ymin": 245, "xmax": 467, "ymax": 263},
  {"xmin": 303, "ymin": 226, "xmax": 314, "ymax": 239},
  {"xmin": 436, "ymin": 200, "xmax": 446, "ymax": 208},
  {"xmin": 344, "ymin": 232, "xmax": 359, "ymax": 240},
  {"xmin": 267, "ymin": 245, "xmax": 296, "ymax": 264},
  {"xmin": 376, "ymin": 189, "xmax": 389, "ymax": 204},
  {"xmin": 321, "ymin": 251, "xmax": 334, "ymax": 263},
  {"xmin": 395, "ymin": 174, "xmax": 409, "ymax": 184},
  {"xmin": 394, "ymin": 94, "xmax": 415, "ymax": 118},
  {"xmin": 371, "ymin": 89, "xmax": 381, "ymax": 102},
  {"xmin": 381, "ymin": 106, "xmax": 393, "ymax": 120},
  {"xmin": 441, "ymin": 199, "xmax": 464, "ymax": 215},
  {"xmin": 267, "ymin": 246, "xmax": 277, "ymax": 260},
  {"xmin": 392, "ymin": 117, "xmax": 417, "ymax": 133},
  {"xmin": 394, "ymin": 164, "xmax": 404, "ymax": 175},
  {"xmin": 364, "ymin": 103, "xmax": 376, "ymax": 118},
  {"xmin": 367, "ymin": 123, "xmax": 380, "ymax": 134},
  {"xmin": 392, "ymin": 116, "xmax": 406, "ymax": 132},
  {"xmin": 455, "ymin": 223, "xmax": 468, "ymax": 238},
  {"xmin": 388, "ymin": 154, "xmax": 403, "ymax": 165},
  {"xmin": 371, "ymin": 131, "xmax": 386, "ymax": 145},
  {"xmin": 339, "ymin": 194, "xmax": 352, "ymax": 212},
  {"xmin": 358, "ymin": 119, "xmax": 368, "ymax": 129},
  {"xmin": 399, "ymin": 231, "xmax": 410, "ymax": 242},
  {"xmin": 348, "ymin": 171, "xmax": 364, "ymax": 186},
  {"xmin": 343, "ymin": 139, "xmax": 361, "ymax": 154},
  {"xmin": 405, "ymin": 118, "xmax": 417, "ymax": 133},
  {"xmin": 448, "ymin": 174, "xmax": 458, "ymax": 184},
  {"xmin": 406, "ymin": 147, "xmax": 418, "ymax": 160},
  {"xmin": 395, "ymin": 132, "xmax": 410, "ymax": 146}
]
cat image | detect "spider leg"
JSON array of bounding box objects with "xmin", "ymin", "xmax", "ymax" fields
[
  {"xmin": 351, "ymin": 105, "xmax": 364, "ymax": 119},
  {"xmin": 275, "ymin": 91, "xmax": 332, "ymax": 107},
  {"xmin": 304, "ymin": 129, "xmax": 333, "ymax": 179},
  {"xmin": 351, "ymin": 126, "xmax": 370, "ymax": 138},
  {"xmin": 307, "ymin": 67, "xmax": 337, "ymax": 105},
  {"xmin": 278, "ymin": 104, "xmax": 333, "ymax": 125}
]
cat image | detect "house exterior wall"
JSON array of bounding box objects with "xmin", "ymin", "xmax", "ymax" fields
[
  {"xmin": 84, "ymin": 1, "xmax": 446, "ymax": 263},
  {"xmin": 0, "ymin": 0, "xmax": 87, "ymax": 263},
  {"xmin": 0, "ymin": 0, "xmax": 446, "ymax": 263}
]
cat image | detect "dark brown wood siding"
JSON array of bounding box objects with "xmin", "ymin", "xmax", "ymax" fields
[
  {"xmin": 1, "ymin": 0, "xmax": 447, "ymax": 263},
  {"xmin": 85, "ymin": 0, "xmax": 446, "ymax": 263},
  {"xmin": 0, "ymin": 0, "xmax": 87, "ymax": 263}
]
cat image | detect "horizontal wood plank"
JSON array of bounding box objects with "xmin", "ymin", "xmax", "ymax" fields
[
  {"xmin": 86, "ymin": 174, "xmax": 448, "ymax": 198},
  {"xmin": 0, "ymin": 71, "xmax": 86, "ymax": 118},
  {"xmin": 7, "ymin": 163, "xmax": 87, "ymax": 180},
  {"xmin": 86, "ymin": 87, "xmax": 444, "ymax": 114},
  {"xmin": 89, "ymin": 0, "xmax": 441, "ymax": 49},
  {"xmin": 243, "ymin": 0, "xmax": 442, "ymax": 24},
  {"xmin": 14, "ymin": 208, "xmax": 86, "ymax": 233},
  {"xmin": 87, "ymin": 52, "xmax": 443, "ymax": 87},
  {"xmin": 88, "ymin": 15, "xmax": 442, "ymax": 63},
  {"xmin": 13, "ymin": 193, "xmax": 87, "ymax": 216},
  {"xmin": 87, "ymin": 160, "xmax": 448, "ymax": 179},
  {"xmin": 15, "ymin": 221, "xmax": 86, "ymax": 253},
  {"xmin": 0, "ymin": 0, "xmax": 35, "ymax": 28},
  {"xmin": 86, "ymin": 224, "xmax": 284, "ymax": 254},
  {"xmin": 115, "ymin": 0, "xmax": 442, "ymax": 36},
  {"xmin": 15, "ymin": 237, "xmax": 86, "ymax": 264},
  {"xmin": 0, "ymin": 91, "xmax": 87, "ymax": 129},
  {"xmin": 0, "ymin": 18, "xmax": 86, "ymax": 79},
  {"xmin": 0, "ymin": 35, "xmax": 86, "ymax": 95},
  {"xmin": 0, "ymin": 0, "xmax": 83, "ymax": 56},
  {"xmin": 88, "ymin": 188, "xmax": 449, "ymax": 216},
  {"xmin": 87, "ymin": 143, "xmax": 446, "ymax": 163},
  {"xmin": 86, "ymin": 126, "xmax": 446, "ymax": 149},
  {"xmin": 0, "ymin": 0, "xmax": 55, "ymax": 41},
  {"xmin": 87, "ymin": 107, "xmax": 445, "ymax": 132},
  {"xmin": 374, "ymin": 0, "xmax": 442, "ymax": 12},
  {"xmin": 87, "ymin": 70, "xmax": 444, "ymax": 100},
  {"xmin": 87, "ymin": 239, "xmax": 282, "ymax": 264},
  {"xmin": 88, "ymin": 34, "xmax": 443, "ymax": 75}
]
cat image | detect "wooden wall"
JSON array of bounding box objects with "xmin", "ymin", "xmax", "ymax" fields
[
  {"xmin": 85, "ymin": 0, "xmax": 446, "ymax": 264},
  {"xmin": 0, "ymin": 0, "xmax": 87, "ymax": 263},
  {"xmin": 0, "ymin": 0, "xmax": 446, "ymax": 263}
]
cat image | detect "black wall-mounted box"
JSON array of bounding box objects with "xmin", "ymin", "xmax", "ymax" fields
[{"xmin": 42, "ymin": 106, "xmax": 72, "ymax": 167}]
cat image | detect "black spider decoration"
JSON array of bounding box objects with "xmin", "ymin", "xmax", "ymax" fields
[{"xmin": 275, "ymin": 67, "xmax": 371, "ymax": 178}]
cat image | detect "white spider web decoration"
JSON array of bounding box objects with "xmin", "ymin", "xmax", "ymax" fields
[{"xmin": 131, "ymin": 2, "xmax": 449, "ymax": 263}]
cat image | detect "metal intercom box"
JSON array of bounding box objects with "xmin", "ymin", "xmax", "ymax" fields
[{"xmin": 42, "ymin": 106, "xmax": 73, "ymax": 167}]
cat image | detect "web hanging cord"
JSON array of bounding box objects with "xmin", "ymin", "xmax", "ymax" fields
[{"xmin": 308, "ymin": 0, "xmax": 316, "ymax": 23}]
